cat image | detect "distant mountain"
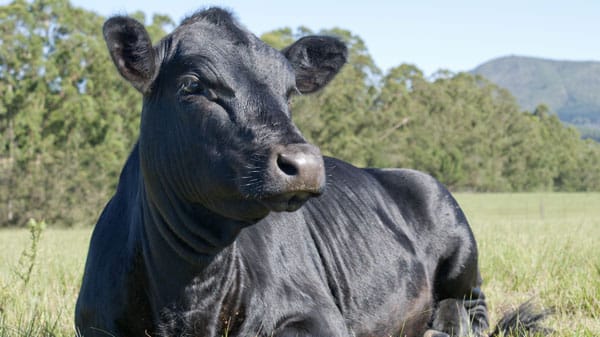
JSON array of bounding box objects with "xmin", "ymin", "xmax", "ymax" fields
[{"xmin": 471, "ymin": 56, "xmax": 600, "ymax": 139}]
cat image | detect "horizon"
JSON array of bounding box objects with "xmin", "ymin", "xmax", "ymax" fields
[{"xmin": 477, "ymin": 54, "xmax": 600, "ymax": 66}]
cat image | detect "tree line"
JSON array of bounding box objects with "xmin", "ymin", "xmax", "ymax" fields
[{"xmin": 1, "ymin": 0, "xmax": 599, "ymax": 227}]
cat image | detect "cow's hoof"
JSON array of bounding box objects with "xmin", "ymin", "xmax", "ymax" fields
[{"xmin": 423, "ymin": 329, "xmax": 450, "ymax": 337}]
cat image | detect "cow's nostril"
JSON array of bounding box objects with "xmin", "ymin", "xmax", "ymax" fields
[{"xmin": 277, "ymin": 154, "xmax": 299, "ymax": 176}]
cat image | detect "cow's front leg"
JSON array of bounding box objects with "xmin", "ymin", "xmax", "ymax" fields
[
  {"xmin": 462, "ymin": 287, "xmax": 489, "ymax": 337},
  {"xmin": 425, "ymin": 299, "xmax": 470, "ymax": 337},
  {"xmin": 423, "ymin": 330, "xmax": 450, "ymax": 337}
]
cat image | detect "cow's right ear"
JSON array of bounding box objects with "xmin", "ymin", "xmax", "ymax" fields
[{"xmin": 103, "ymin": 16, "xmax": 156, "ymax": 93}]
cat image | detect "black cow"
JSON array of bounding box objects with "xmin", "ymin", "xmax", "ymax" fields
[{"xmin": 75, "ymin": 7, "xmax": 549, "ymax": 337}]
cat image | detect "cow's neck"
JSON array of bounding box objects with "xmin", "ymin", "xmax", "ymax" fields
[
  {"xmin": 137, "ymin": 176, "xmax": 247, "ymax": 311},
  {"xmin": 143, "ymin": 183, "xmax": 244, "ymax": 258}
]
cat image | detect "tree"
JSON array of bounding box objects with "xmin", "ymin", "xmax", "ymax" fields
[
  {"xmin": 2, "ymin": 2, "xmax": 600, "ymax": 228},
  {"xmin": 260, "ymin": 25, "xmax": 600, "ymax": 192},
  {"xmin": 0, "ymin": 0, "xmax": 170, "ymax": 226}
]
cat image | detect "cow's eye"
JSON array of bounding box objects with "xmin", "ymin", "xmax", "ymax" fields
[{"xmin": 180, "ymin": 76, "xmax": 218, "ymax": 100}]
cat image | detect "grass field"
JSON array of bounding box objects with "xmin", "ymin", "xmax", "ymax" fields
[{"xmin": 0, "ymin": 193, "xmax": 598, "ymax": 336}]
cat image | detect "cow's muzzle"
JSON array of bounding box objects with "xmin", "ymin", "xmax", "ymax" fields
[{"xmin": 261, "ymin": 143, "xmax": 325, "ymax": 212}]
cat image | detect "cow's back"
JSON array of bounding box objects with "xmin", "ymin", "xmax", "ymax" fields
[
  {"xmin": 76, "ymin": 154, "xmax": 477, "ymax": 337},
  {"xmin": 235, "ymin": 157, "xmax": 466, "ymax": 337}
]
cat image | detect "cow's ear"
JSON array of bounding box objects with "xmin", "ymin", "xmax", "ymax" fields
[
  {"xmin": 103, "ymin": 16, "xmax": 156, "ymax": 93},
  {"xmin": 283, "ymin": 36, "xmax": 347, "ymax": 94}
]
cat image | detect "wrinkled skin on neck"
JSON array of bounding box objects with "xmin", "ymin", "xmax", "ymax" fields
[
  {"xmin": 127, "ymin": 14, "xmax": 347, "ymax": 312},
  {"xmin": 76, "ymin": 7, "xmax": 347, "ymax": 336},
  {"xmin": 126, "ymin": 10, "xmax": 346, "ymax": 262},
  {"xmin": 141, "ymin": 21, "xmax": 302, "ymax": 223}
]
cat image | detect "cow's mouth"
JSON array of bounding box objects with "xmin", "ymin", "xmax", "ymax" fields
[{"xmin": 259, "ymin": 191, "xmax": 318, "ymax": 212}]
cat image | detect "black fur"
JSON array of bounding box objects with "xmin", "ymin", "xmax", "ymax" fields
[
  {"xmin": 283, "ymin": 36, "xmax": 348, "ymax": 93},
  {"xmin": 76, "ymin": 7, "xmax": 550, "ymax": 337},
  {"xmin": 103, "ymin": 17, "xmax": 156, "ymax": 92}
]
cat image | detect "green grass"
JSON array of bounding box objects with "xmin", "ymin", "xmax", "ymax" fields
[
  {"xmin": 0, "ymin": 193, "xmax": 599, "ymax": 336},
  {"xmin": 455, "ymin": 193, "xmax": 600, "ymax": 336},
  {"xmin": 0, "ymin": 229, "xmax": 88, "ymax": 336}
]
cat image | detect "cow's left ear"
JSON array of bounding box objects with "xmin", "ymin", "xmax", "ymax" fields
[{"xmin": 283, "ymin": 36, "xmax": 347, "ymax": 94}]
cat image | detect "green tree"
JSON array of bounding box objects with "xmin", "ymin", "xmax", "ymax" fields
[
  {"xmin": 260, "ymin": 25, "xmax": 600, "ymax": 192},
  {"xmin": 3, "ymin": 1, "xmax": 600, "ymax": 230},
  {"xmin": 0, "ymin": 0, "xmax": 170, "ymax": 226}
]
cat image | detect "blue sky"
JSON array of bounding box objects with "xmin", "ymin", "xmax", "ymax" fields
[{"xmin": 7, "ymin": 1, "xmax": 600, "ymax": 75}]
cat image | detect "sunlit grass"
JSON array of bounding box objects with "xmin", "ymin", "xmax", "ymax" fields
[
  {"xmin": 0, "ymin": 193, "xmax": 598, "ymax": 336},
  {"xmin": 0, "ymin": 229, "xmax": 89, "ymax": 336},
  {"xmin": 455, "ymin": 193, "xmax": 600, "ymax": 336}
]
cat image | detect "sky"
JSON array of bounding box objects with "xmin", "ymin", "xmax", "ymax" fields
[{"xmin": 7, "ymin": 0, "xmax": 600, "ymax": 75}]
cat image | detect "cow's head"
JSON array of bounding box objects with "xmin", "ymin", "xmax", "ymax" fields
[{"xmin": 103, "ymin": 8, "xmax": 346, "ymax": 222}]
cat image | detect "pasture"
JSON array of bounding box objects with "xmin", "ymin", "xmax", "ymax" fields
[{"xmin": 0, "ymin": 193, "xmax": 598, "ymax": 336}]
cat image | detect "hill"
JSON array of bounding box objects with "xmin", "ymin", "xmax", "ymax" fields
[{"xmin": 472, "ymin": 56, "xmax": 600, "ymax": 139}]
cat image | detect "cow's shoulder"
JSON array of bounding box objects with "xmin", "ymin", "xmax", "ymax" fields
[
  {"xmin": 83, "ymin": 144, "xmax": 142, "ymax": 274},
  {"xmin": 76, "ymin": 145, "xmax": 145, "ymax": 335},
  {"xmin": 362, "ymin": 168, "xmax": 476, "ymax": 260},
  {"xmin": 364, "ymin": 168, "xmax": 481, "ymax": 297},
  {"xmin": 75, "ymin": 205, "xmax": 136, "ymax": 337}
]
